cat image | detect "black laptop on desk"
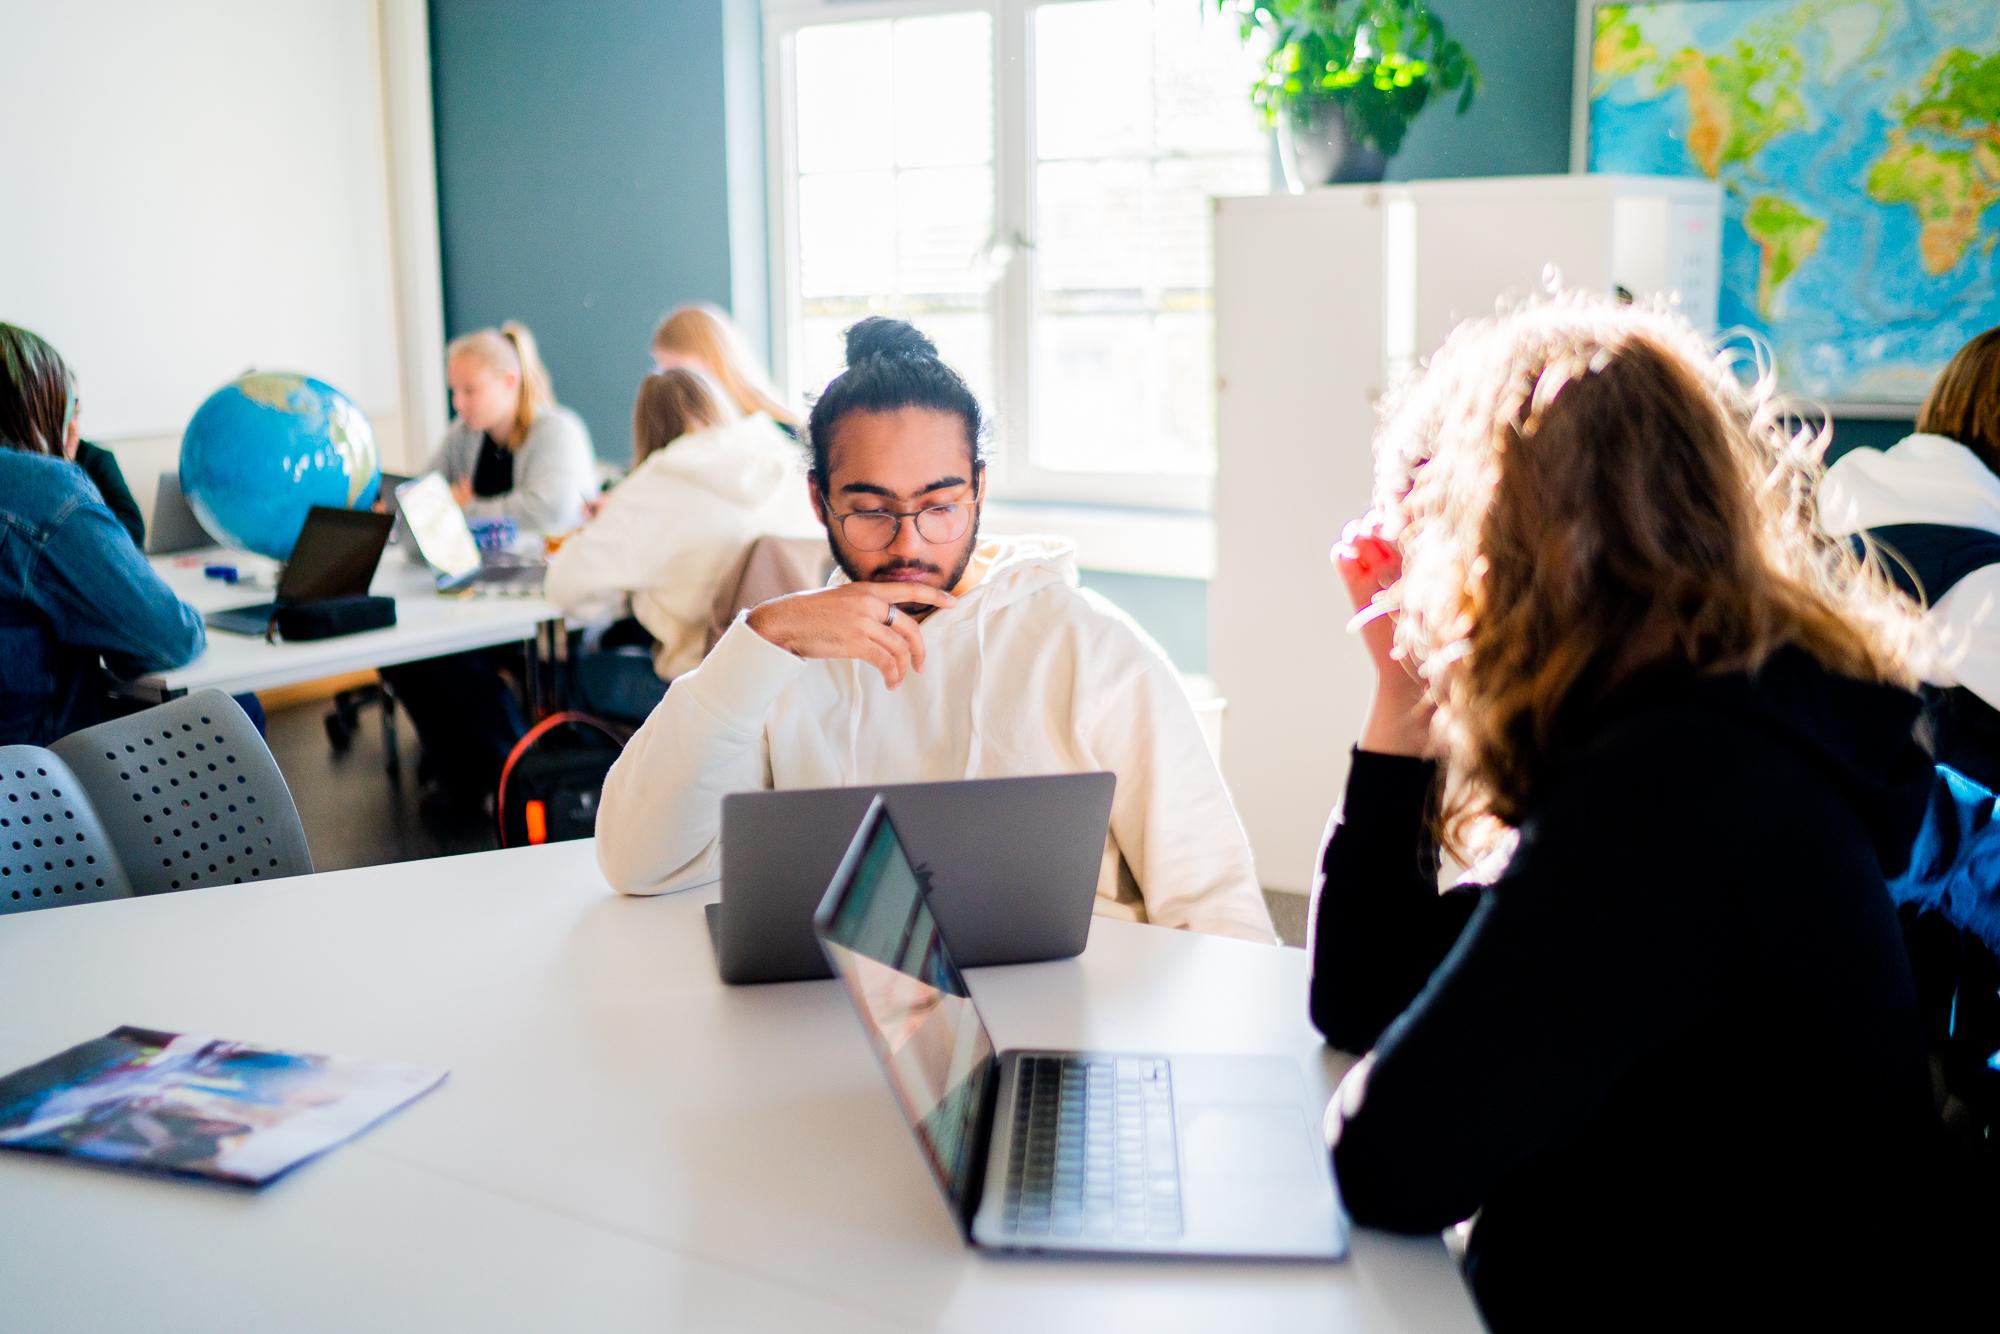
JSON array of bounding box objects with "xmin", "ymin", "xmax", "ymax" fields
[{"xmin": 205, "ymin": 507, "xmax": 393, "ymax": 637}]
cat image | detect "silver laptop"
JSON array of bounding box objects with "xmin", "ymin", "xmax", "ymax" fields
[
  {"xmin": 393, "ymin": 472, "xmax": 545, "ymax": 593},
  {"xmin": 145, "ymin": 472, "xmax": 215, "ymax": 555},
  {"xmin": 814, "ymin": 798, "xmax": 1347, "ymax": 1260},
  {"xmin": 707, "ymin": 773, "xmax": 1115, "ymax": 985}
]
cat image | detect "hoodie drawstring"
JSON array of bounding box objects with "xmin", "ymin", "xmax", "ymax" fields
[{"xmin": 963, "ymin": 599, "xmax": 989, "ymax": 779}]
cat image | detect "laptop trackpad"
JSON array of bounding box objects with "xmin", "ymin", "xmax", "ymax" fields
[{"xmin": 1183, "ymin": 1103, "xmax": 1318, "ymax": 1185}]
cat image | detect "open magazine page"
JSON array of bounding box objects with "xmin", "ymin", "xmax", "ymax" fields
[{"xmin": 0, "ymin": 1026, "xmax": 446, "ymax": 1186}]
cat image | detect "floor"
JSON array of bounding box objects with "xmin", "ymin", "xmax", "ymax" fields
[{"xmin": 265, "ymin": 693, "xmax": 1313, "ymax": 947}]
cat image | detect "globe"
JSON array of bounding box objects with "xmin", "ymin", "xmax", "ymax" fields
[{"xmin": 180, "ymin": 372, "xmax": 381, "ymax": 561}]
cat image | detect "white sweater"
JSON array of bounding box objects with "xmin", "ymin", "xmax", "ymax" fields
[
  {"xmin": 542, "ymin": 414, "xmax": 817, "ymax": 679},
  {"xmin": 1820, "ymin": 431, "xmax": 2000, "ymax": 708},
  {"xmin": 595, "ymin": 535, "xmax": 1276, "ymax": 944}
]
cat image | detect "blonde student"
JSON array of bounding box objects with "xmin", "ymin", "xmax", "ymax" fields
[
  {"xmin": 429, "ymin": 321, "xmax": 594, "ymax": 533},
  {"xmin": 544, "ymin": 369, "xmax": 817, "ymax": 680},
  {"xmin": 650, "ymin": 304, "xmax": 800, "ymax": 434}
]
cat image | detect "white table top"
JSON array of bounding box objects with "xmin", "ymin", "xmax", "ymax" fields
[
  {"xmin": 0, "ymin": 841, "xmax": 1478, "ymax": 1332},
  {"xmin": 130, "ymin": 546, "xmax": 561, "ymax": 698}
]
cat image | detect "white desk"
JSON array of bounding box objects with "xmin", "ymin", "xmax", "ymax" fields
[
  {"xmin": 127, "ymin": 546, "xmax": 563, "ymax": 705},
  {"xmin": 0, "ymin": 842, "xmax": 1479, "ymax": 1333}
]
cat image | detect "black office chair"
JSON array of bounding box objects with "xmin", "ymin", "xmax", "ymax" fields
[{"xmin": 325, "ymin": 678, "xmax": 402, "ymax": 774}]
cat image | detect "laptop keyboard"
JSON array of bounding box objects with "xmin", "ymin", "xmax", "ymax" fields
[{"xmin": 999, "ymin": 1054, "xmax": 1183, "ymax": 1242}]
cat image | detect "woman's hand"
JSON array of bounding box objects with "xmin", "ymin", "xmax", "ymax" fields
[
  {"xmin": 449, "ymin": 476, "xmax": 475, "ymax": 509},
  {"xmin": 1332, "ymin": 512, "xmax": 1435, "ymax": 757}
]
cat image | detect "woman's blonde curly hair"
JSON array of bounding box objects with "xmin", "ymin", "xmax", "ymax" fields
[{"xmin": 1374, "ymin": 291, "xmax": 1923, "ymax": 857}]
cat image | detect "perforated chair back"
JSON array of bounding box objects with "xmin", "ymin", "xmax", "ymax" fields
[
  {"xmin": 0, "ymin": 746, "xmax": 136, "ymax": 915},
  {"xmin": 51, "ymin": 690, "xmax": 314, "ymax": 895}
]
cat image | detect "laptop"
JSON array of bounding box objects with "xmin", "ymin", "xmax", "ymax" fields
[
  {"xmin": 706, "ymin": 772, "xmax": 1116, "ymax": 985},
  {"xmin": 393, "ymin": 472, "xmax": 545, "ymax": 593},
  {"xmin": 813, "ymin": 798, "xmax": 1348, "ymax": 1260},
  {"xmin": 145, "ymin": 472, "xmax": 216, "ymax": 555},
  {"xmin": 204, "ymin": 506, "xmax": 393, "ymax": 636}
]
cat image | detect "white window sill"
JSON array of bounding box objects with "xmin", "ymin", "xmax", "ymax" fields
[{"xmin": 981, "ymin": 501, "xmax": 1215, "ymax": 581}]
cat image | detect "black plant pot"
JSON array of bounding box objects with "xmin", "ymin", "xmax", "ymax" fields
[{"xmin": 1277, "ymin": 103, "xmax": 1390, "ymax": 191}]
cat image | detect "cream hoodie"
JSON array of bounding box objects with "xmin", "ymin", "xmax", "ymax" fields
[
  {"xmin": 595, "ymin": 535, "xmax": 1276, "ymax": 943},
  {"xmin": 1820, "ymin": 432, "xmax": 2000, "ymax": 707},
  {"xmin": 542, "ymin": 413, "xmax": 818, "ymax": 679}
]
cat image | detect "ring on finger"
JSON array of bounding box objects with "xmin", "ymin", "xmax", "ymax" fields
[{"xmin": 884, "ymin": 605, "xmax": 898, "ymax": 627}]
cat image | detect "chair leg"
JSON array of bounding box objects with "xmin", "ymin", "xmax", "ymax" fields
[{"xmin": 379, "ymin": 681, "xmax": 401, "ymax": 778}]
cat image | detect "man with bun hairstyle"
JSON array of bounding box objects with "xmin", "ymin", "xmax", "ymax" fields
[{"xmin": 597, "ymin": 317, "xmax": 1274, "ymax": 943}]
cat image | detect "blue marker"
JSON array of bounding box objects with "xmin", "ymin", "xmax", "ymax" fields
[{"xmin": 203, "ymin": 564, "xmax": 240, "ymax": 584}]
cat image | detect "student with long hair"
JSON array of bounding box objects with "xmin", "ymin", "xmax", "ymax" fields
[
  {"xmin": 429, "ymin": 321, "xmax": 594, "ymax": 533},
  {"xmin": 650, "ymin": 304, "xmax": 800, "ymax": 434},
  {"xmin": 389, "ymin": 321, "xmax": 592, "ymax": 810},
  {"xmin": 1821, "ymin": 325, "xmax": 2000, "ymax": 787},
  {"xmin": 0, "ymin": 324, "xmax": 203, "ymax": 743},
  {"xmin": 544, "ymin": 368, "xmax": 815, "ymax": 681},
  {"xmin": 1310, "ymin": 296, "xmax": 1948, "ymax": 1324}
]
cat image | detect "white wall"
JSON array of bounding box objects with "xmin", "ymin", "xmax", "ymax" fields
[{"xmin": 0, "ymin": 0, "xmax": 444, "ymax": 514}]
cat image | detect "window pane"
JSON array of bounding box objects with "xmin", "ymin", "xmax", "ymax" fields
[
  {"xmin": 894, "ymin": 14, "xmax": 993, "ymax": 168},
  {"xmin": 1153, "ymin": 2, "xmax": 1268, "ymax": 155},
  {"xmin": 796, "ymin": 23, "xmax": 895, "ymax": 174},
  {"xmin": 798, "ymin": 171, "xmax": 898, "ymax": 300},
  {"xmin": 790, "ymin": 12, "xmax": 997, "ymax": 418},
  {"xmin": 1035, "ymin": 0, "xmax": 1153, "ymax": 161},
  {"xmin": 1028, "ymin": 0, "xmax": 1271, "ymax": 480},
  {"xmin": 898, "ymin": 167, "xmax": 994, "ymax": 297}
]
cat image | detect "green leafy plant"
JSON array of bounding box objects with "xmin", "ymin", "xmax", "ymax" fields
[{"xmin": 1213, "ymin": 0, "xmax": 1481, "ymax": 157}]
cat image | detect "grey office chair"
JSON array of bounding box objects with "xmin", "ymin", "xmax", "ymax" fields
[
  {"xmin": 0, "ymin": 747, "xmax": 136, "ymax": 914},
  {"xmin": 50, "ymin": 690, "xmax": 314, "ymax": 895}
]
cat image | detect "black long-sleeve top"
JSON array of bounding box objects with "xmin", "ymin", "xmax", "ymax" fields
[{"xmin": 1311, "ymin": 650, "xmax": 1950, "ymax": 1328}]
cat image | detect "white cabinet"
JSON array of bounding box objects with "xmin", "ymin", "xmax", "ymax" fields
[{"xmin": 1211, "ymin": 175, "xmax": 1721, "ymax": 892}]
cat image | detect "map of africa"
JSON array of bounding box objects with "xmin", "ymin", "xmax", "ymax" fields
[{"xmin": 1589, "ymin": 1, "xmax": 1999, "ymax": 407}]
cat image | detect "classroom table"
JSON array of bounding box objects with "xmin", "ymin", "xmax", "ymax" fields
[
  {"xmin": 0, "ymin": 841, "xmax": 1480, "ymax": 1333},
  {"xmin": 126, "ymin": 546, "xmax": 565, "ymax": 713}
]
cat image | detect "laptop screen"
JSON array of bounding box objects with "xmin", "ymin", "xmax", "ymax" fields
[
  {"xmin": 394, "ymin": 473, "xmax": 481, "ymax": 581},
  {"xmin": 275, "ymin": 507, "xmax": 392, "ymax": 602},
  {"xmin": 817, "ymin": 805, "xmax": 997, "ymax": 1216}
]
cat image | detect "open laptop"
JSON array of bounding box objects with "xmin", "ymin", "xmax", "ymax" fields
[
  {"xmin": 706, "ymin": 772, "xmax": 1116, "ymax": 985},
  {"xmin": 145, "ymin": 472, "xmax": 215, "ymax": 555},
  {"xmin": 393, "ymin": 472, "xmax": 545, "ymax": 593},
  {"xmin": 204, "ymin": 506, "xmax": 393, "ymax": 636},
  {"xmin": 814, "ymin": 798, "xmax": 1347, "ymax": 1260}
]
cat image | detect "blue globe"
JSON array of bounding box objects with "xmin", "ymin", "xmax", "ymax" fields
[{"xmin": 180, "ymin": 372, "xmax": 381, "ymax": 561}]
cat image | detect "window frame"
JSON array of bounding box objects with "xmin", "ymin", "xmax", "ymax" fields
[{"xmin": 763, "ymin": 0, "xmax": 1258, "ymax": 513}]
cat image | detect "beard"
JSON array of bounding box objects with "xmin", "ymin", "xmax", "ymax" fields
[{"xmin": 828, "ymin": 503, "xmax": 983, "ymax": 616}]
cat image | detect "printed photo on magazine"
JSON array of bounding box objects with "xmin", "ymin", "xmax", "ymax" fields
[{"xmin": 0, "ymin": 1026, "xmax": 446, "ymax": 1186}]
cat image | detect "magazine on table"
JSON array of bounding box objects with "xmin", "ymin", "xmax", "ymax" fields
[{"xmin": 0, "ymin": 1026, "xmax": 446, "ymax": 1186}]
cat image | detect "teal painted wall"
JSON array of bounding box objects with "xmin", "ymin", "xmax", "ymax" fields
[{"xmin": 428, "ymin": 0, "xmax": 766, "ymax": 464}]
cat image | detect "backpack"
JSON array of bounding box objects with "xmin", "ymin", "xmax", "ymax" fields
[{"xmin": 495, "ymin": 712, "xmax": 626, "ymax": 847}]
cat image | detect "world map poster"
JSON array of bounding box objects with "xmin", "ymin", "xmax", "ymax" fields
[{"xmin": 1587, "ymin": 1, "xmax": 1999, "ymax": 408}]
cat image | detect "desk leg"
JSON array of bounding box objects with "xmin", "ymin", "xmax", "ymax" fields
[{"xmin": 525, "ymin": 616, "xmax": 565, "ymax": 720}]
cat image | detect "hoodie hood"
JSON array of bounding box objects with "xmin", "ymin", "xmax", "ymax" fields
[
  {"xmin": 824, "ymin": 534, "xmax": 1079, "ymax": 783},
  {"xmin": 1820, "ymin": 433, "xmax": 2000, "ymax": 537},
  {"xmin": 642, "ymin": 413, "xmax": 805, "ymax": 509}
]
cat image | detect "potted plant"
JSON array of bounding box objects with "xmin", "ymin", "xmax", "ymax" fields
[{"xmin": 1213, "ymin": 0, "xmax": 1480, "ymax": 190}]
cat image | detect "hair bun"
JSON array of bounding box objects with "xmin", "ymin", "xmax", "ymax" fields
[{"xmin": 844, "ymin": 317, "xmax": 936, "ymax": 364}]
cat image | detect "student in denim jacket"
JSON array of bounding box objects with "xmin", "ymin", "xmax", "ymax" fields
[{"xmin": 0, "ymin": 325, "xmax": 204, "ymax": 745}]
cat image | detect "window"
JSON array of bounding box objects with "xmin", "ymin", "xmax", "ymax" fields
[{"xmin": 767, "ymin": 0, "xmax": 1270, "ymax": 510}]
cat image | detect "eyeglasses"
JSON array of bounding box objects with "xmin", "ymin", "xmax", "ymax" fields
[{"xmin": 829, "ymin": 502, "xmax": 973, "ymax": 552}]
